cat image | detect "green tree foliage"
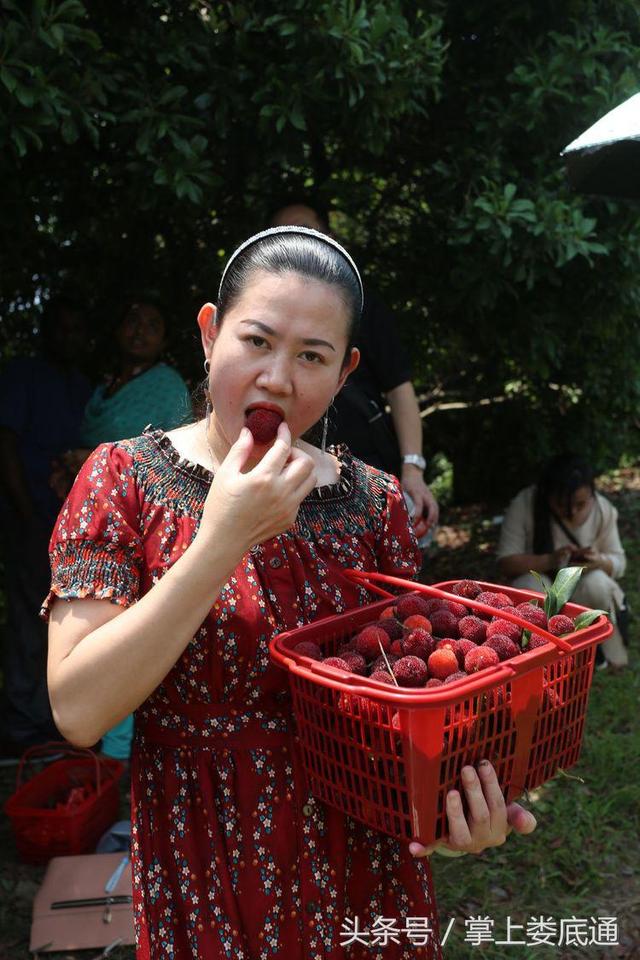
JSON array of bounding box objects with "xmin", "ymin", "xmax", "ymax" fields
[{"xmin": 1, "ymin": 0, "xmax": 639, "ymax": 499}]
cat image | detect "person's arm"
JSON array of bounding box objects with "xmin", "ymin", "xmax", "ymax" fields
[
  {"xmin": 583, "ymin": 499, "xmax": 626, "ymax": 578},
  {"xmin": 48, "ymin": 424, "xmax": 316, "ymax": 747},
  {"xmin": 497, "ymin": 547, "xmax": 573, "ymax": 581},
  {"xmin": 386, "ymin": 381, "xmax": 439, "ymax": 528},
  {"xmin": 496, "ymin": 487, "xmax": 575, "ymax": 580},
  {"xmin": 0, "ymin": 426, "xmax": 36, "ymax": 523}
]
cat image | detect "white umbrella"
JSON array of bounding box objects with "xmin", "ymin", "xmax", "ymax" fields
[{"xmin": 561, "ymin": 92, "xmax": 640, "ymax": 198}]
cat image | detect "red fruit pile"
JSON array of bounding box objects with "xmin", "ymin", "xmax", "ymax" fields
[
  {"xmin": 292, "ymin": 580, "xmax": 585, "ymax": 688},
  {"xmin": 246, "ymin": 408, "xmax": 283, "ymax": 443}
]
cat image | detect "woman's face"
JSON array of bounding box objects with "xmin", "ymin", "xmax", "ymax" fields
[
  {"xmin": 117, "ymin": 302, "xmax": 166, "ymax": 364},
  {"xmin": 549, "ymin": 484, "xmax": 594, "ymax": 525},
  {"xmin": 199, "ymin": 269, "xmax": 359, "ymax": 459}
]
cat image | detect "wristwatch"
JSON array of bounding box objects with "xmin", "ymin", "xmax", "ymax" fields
[{"xmin": 402, "ymin": 453, "xmax": 426, "ymax": 471}]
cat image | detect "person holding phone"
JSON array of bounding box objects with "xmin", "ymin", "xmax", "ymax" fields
[{"xmin": 496, "ymin": 454, "xmax": 628, "ymax": 667}]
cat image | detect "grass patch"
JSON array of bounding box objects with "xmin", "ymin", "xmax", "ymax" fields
[{"xmin": 426, "ymin": 466, "xmax": 640, "ymax": 958}]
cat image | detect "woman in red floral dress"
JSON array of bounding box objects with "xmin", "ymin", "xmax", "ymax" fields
[{"xmin": 45, "ymin": 228, "xmax": 536, "ymax": 960}]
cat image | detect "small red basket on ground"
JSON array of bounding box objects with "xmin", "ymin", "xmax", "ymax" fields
[
  {"xmin": 269, "ymin": 573, "xmax": 612, "ymax": 845},
  {"xmin": 4, "ymin": 743, "xmax": 124, "ymax": 864}
]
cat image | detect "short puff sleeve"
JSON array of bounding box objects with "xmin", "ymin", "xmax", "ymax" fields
[
  {"xmin": 374, "ymin": 472, "xmax": 422, "ymax": 581},
  {"xmin": 41, "ymin": 442, "xmax": 144, "ymax": 619}
]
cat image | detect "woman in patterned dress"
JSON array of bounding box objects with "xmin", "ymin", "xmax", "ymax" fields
[{"xmin": 45, "ymin": 228, "xmax": 537, "ymax": 959}]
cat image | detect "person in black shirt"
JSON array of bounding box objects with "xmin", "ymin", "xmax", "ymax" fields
[{"xmin": 270, "ymin": 203, "xmax": 438, "ymax": 536}]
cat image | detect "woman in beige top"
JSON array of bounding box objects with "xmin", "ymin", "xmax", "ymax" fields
[{"xmin": 496, "ymin": 454, "xmax": 628, "ymax": 667}]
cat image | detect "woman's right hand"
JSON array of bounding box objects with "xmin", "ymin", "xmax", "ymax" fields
[
  {"xmin": 199, "ymin": 422, "xmax": 317, "ymax": 551},
  {"xmin": 549, "ymin": 545, "xmax": 573, "ymax": 570}
]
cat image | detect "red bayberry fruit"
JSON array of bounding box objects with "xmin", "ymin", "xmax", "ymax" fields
[
  {"xmin": 403, "ymin": 614, "xmax": 432, "ymax": 632},
  {"xmin": 294, "ymin": 641, "xmax": 323, "ymax": 660},
  {"xmin": 370, "ymin": 653, "xmax": 399, "ymax": 673},
  {"xmin": 340, "ymin": 651, "xmax": 368, "ymax": 675},
  {"xmin": 523, "ymin": 636, "xmax": 549, "ymax": 651},
  {"xmin": 369, "ymin": 670, "xmax": 395, "ymax": 685},
  {"xmin": 429, "ymin": 609, "xmax": 460, "ymax": 638},
  {"xmin": 464, "ymin": 645, "xmax": 500, "ymax": 673},
  {"xmin": 425, "ymin": 677, "xmax": 444, "ymax": 688},
  {"xmin": 435, "ymin": 638, "xmax": 464, "ymax": 667},
  {"xmin": 548, "ymin": 615, "xmax": 575, "ymax": 636},
  {"xmin": 338, "ymin": 642, "xmax": 356, "ymax": 655},
  {"xmin": 543, "ymin": 686, "xmax": 564, "ymax": 710},
  {"xmin": 395, "ymin": 594, "xmax": 432, "ymax": 621},
  {"xmin": 376, "ymin": 618, "xmax": 405, "ymax": 641},
  {"xmin": 245, "ymin": 408, "xmax": 283, "ymax": 444},
  {"xmin": 458, "ymin": 615, "xmax": 487, "ymax": 644},
  {"xmin": 380, "ymin": 606, "xmax": 397, "ymax": 620},
  {"xmin": 354, "ymin": 625, "xmax": 391, "ymax": 660},
  {"xmin": 487, "ymin": 618, "xmax": 522, "ymax": 644},
  {"xmin": 427, "ymin": 647, "xmax": 459, "ymax": 680},
  {"xmin": 515, "ymin": 603, "xmax": 548, "ymax": 630},
  {"xmin": 321, "ymin": 656, "xmax": 351, "ymax": 671},
  {"xmin": 442, "ymin": 600, "xmax": 469, "ymax": 619},
  {"xmin": 392, "ymin": 655, "xmax": 429, "ymax": 687},
  {"xmin": 456, "ymin": 638, "xmax": 477, "ymax": 661},
  {"xmin": 423, "ymin": 598, "xmax": 447, "ymax": 615},
  {"xmin": 403, "ymin": 629, "xmax": 436, "ymax": 661},
  {"xmin": 475, "ymin": 591, "xmax": 514, "ymax": 612},
  {"xmin": 451, "ymin": 579, "xmax": 483, "ymax": 600},
  {"xmin": 443, "ymin": 670, "xmax": 468, "ymax": 684},
  {"xmin": 484, "ymin": 635, "xmax": 520, "ymax": 662}
]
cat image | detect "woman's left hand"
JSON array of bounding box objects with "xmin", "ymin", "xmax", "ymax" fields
[
  {"xmin": 401, "ymin": 474, "xmax": 439, "ymax": 529},
  {"xmin": 579, "ymin": 547, "xmax": 612, "ymax": 575},
  {"xmin": 409, "ymin": 760, "xmax": 537, "ymax": 858}
]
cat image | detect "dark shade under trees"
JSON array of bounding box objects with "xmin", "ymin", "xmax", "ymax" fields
[{"xmin": 1, "ymin": 0, "xmax": 639, "ymax": 501}]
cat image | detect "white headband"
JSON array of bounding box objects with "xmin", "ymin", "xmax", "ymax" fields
[{"xmin": 217, "ymin": 225, "xmax": 364, "ymax": 313}]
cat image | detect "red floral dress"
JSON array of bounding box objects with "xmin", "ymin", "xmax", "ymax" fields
[{"xmin": 43, "ymin": 429, "xmax": 442, "ymax": 960}]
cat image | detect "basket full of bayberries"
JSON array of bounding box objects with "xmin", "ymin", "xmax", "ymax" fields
[{"xmin": 269, "ymin": 567, "xmax": 611, "ymax": 845}]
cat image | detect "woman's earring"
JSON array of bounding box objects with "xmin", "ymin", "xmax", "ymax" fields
[
  {"xmin": 321, "ymin": 397, "xmax": 334, "ymax": 454},
  {"xmin": 204, "ymin": 358, "xmax": 212, "ymax": 430}
]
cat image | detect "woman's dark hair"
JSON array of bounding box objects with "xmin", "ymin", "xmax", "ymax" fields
[
  {"xmin": 533, "ymin": 454, "xmax": 596, "ymax": 554},
  {"xmin": 116, "ymin": 295, "xmax": 166, "ymax": 331},
  {"xmin": 217, "ymin": 231, "xmax": 362, "ymax": 363}
]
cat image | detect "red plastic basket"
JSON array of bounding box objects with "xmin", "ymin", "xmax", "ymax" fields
[
  {"xmin": 269, "ymin": 572, "xmax": 612, "ymax": 845},
  {"xmin": 4, "ymin": 743, "xmax": 124, "ymax": 864}
]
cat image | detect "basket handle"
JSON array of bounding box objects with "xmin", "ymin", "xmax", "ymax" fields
[
  {"xmin": 345, "ymin": 569, "xmax": 574, "ymax": 653},
  {"xmin": 15, "ymin": 741, "xmax": 104, "ymax": 794}
]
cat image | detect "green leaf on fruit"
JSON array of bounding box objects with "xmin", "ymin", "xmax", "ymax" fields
[
  {"xmin": 573, "ymin": 609, "xmax": 609, "ymax": 630},
  {"xmin": 552, "ymin": 566, "xmax": 584, "ymax": 611},
  {"xmin": 543, "ymin": 585, "xmax": 558, "ymax": 620},
  {"xmin": 521, "ymin": 629, "xmax": 531, "ymax": 649}
]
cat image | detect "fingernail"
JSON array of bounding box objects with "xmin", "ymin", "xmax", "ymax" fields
[{"xmin": 478, "ymin": 758, "xmax": 490, "ymax": 766}]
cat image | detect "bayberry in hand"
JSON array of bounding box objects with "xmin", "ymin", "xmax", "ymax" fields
[{"xmin": 245, "ymin": 408, "xmax": 283, "ymax": 443}]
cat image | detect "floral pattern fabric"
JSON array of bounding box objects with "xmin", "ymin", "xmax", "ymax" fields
[{"xmin": 43, "ymin": 429, "xmax": 442, "ymax": 960}]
